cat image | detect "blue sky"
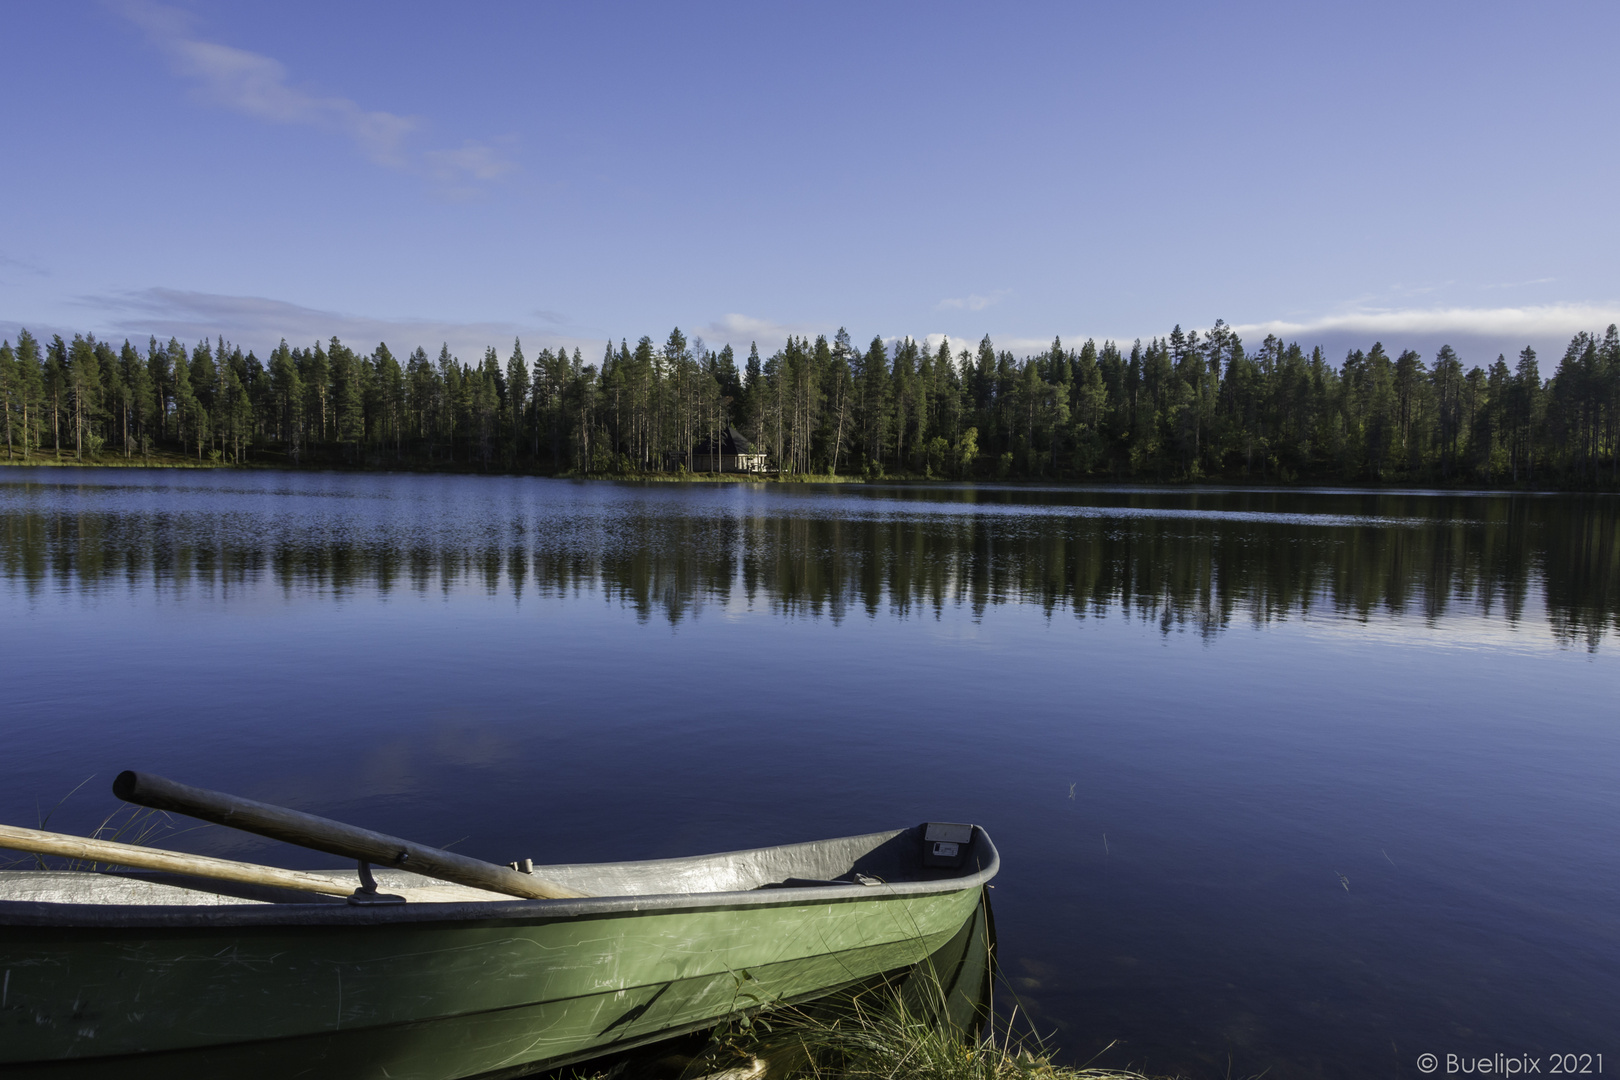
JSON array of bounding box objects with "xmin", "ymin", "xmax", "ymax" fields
[{"xmin": 3, "ymin": 1, "xmax": 1618, "ymax": 368}]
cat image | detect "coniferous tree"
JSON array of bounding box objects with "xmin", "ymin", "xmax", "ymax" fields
[
  {"xmin": 372, "ymin": 343, "xmax": 405, "ymax": 459},
  {"xmin": 857, "ymin": 336, "xmax": 889, "ymax": 474},
  {"xmin": 116, "ymin": 340, "xmax": 144, "ymax": 457},
  {"xmin": 1513, "ymin": 346, "xmax": 1543, "ymax": 483},
  {"xmin": 168, "ymin": 339, "xmax": 196, "ymax": 454},
  {"xmin": 0, "ymin": 340, "xmax": 15, "ymax": 459},
  {"xmin": 506, "ymin": 339, "xmax": 530, "ymax": 462},
  {"xmin": 268, "ymin": 340, "xmax": 302, "ymax": 459},
  {"xmin": 11, "ymin": 331, "xmax": 42, "ymax": 457},
  {"xmin": 46, "ymin": 335, "xmax": 70, "ymax": 456},
  {"xmin": 189, "ymin": 339, "xmax": 218, "ymax": 458},
  {"xmin": 98, "ymin": 340, "xmax": 125, "ymax": 456},
  {"xmin": 1432, "ymin": 345, "xmax": 1466, "ymax": 479}
]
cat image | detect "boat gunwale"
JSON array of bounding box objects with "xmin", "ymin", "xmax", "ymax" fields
[{"xmin": 0, "ymin": 825, "xmax": 999, "ymax": 931}]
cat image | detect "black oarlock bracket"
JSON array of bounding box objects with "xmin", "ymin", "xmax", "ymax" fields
[{"xmin": 348, "ymin": 860, "xmax": 406, "ymax": 905}]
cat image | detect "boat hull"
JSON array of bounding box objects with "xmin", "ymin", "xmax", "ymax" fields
[{"xmin": 0, "ymin": 826, "xmax": 997, "ymax": 1079}]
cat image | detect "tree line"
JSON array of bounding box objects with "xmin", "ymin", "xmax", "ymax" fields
[{"xmin": 1, "ymin": 320, "xmax": 1617, "ymax": 487}]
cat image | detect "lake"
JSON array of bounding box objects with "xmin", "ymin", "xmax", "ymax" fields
[{"xmin": 1, "ymin": 467, "xmax": 1615, "ymax": 1079}]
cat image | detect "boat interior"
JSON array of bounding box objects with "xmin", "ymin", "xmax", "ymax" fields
[{"xmin": 0, "ymin": 823, "xmax": 992, "ymax": 908}]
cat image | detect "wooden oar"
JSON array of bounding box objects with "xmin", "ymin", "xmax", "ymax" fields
[
  {"xmin": 0, "ymin": 822, "xmax": 356, "ymax": 897},
  {"xmin": 113, "ymin": 770, "xmax": 587, "ymax": 901}
]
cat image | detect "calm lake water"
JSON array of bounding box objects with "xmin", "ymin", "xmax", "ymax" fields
[{"xmin": 2, "ymin": 467, "xmax": 1616, "ymax": 1079}]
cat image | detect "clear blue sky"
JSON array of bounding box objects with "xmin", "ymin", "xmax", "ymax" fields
[{"xmin": 3, "ymin": 1, "xmax": 1617, "ymax": 368}]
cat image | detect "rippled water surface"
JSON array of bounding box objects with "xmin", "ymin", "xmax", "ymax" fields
[{"xmin": 2, "ymin": 467, "xmax": 1616, "ymax": 1078}]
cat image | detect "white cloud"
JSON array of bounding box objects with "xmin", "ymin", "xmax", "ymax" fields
[
  {"xmin": 1230, "ymin": 303, "xmax": 1620, "ymax": 345},
  {"xmin": 705, "ymin": 314, "xmax": 787, "ymax": 337},
  {"xmin": 918, "ymin": 334, "xmax": 1078, "ymax": 358},
  {"xmin": 117, "ymin": 1, "xmax": 515, "ymax": 188},
  {"xmin": 923, "ymin": 302, "xmax": 1620, "ymax": 365},
  {"xmin": 937, "ymin": 289, "xmax": 1009, "ymax": 312}
]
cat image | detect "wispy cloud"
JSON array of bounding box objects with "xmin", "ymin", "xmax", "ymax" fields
[
  {"xmin": 692, "ymin": 313, "xmax": 832, "ymax": 352},
  {"xmin": 937, "ymin": 289, "xmax": 1009, "ymax": 312},
  {"xmin": 116, "ymin": 1, "xmax": 515, "ymax": 190},
  {"xmin": 426, "ymin": 141, "xmax": 518, "ymax": 183},
  {"xmin": 703, "ymin": 313, "xmax": 788, "ymax": 338},
  {"xmin": 68, "ymin": 287, "xmax": 592, "ymax": 364},
  {"xmin": 0, "ymin": 252, "xmax": 50, "ymax": 288},
  {"xmin": 1480, "ymin": 277, "xmax": 1557, "ymax": 291},
  {"xmin": 0, "ymin": 253, "xmax": 49, "ymax": 277}
]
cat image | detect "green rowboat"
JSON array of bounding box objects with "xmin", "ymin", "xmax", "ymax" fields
[{"xmin": 0, "ymin": 823, "xmax": 998, "ymax": 1079}]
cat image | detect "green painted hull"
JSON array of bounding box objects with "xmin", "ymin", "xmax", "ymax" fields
[{"xmin": 0, "ymin": 826, "xmax": 998, "ymax": 1079}]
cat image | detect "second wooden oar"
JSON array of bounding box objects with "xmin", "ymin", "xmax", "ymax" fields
[
  {"xmin": 113, "ymin": 770, "xmax": 587, "ymax": 900},
  {"xmin": 0, "ymin": 822, "xmax": 356, "ymax": 897}
]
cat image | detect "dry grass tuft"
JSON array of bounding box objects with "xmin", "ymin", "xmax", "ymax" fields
[{"xmin": 680, "ymin": 989, "xmax": 1173, "ymax": 1080}]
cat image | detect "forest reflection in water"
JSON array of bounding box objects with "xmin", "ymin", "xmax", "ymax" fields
[
  {"xmin": 4, "ymin": 469, "xmax": 1618, "ymax": 1079},
  {"xmin": 1, "ymin": 473, "xmax": 1613, "ymax": 650}
]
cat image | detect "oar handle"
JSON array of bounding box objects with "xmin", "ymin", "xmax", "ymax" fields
[
  {"xmin": 113, "ymin": 771, "xmax": 586, "ymax": 901},
  {"xmin": 0, "ymin": 822, "xmax": 355, "ymax": 897}
]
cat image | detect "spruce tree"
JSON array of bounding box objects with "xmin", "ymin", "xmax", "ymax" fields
[
  {"xmin": 372, "ymin": 343, "xmax": 405, "ymax": 458},
  {"xmin": 1509, "ymin": 346, "xmax": 1535, "ymax": 482},
  {"xmin": 167, "ymin": 339, "xmax": 194, "ymax": 454},
  {"xmin": 506, "ymin": 339, "xmax": 530, "ymax": 460},
  {"xmin": 0, "ymin": 340, "xmax": 14, "ymax": 459},
  {"xmin": 46, "ymin": 335, "xmax": 69, "ymax": 456}
]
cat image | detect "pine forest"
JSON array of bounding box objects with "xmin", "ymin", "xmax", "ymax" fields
[{"xmin": 1, "ymin": 321, "xmax": 1617, "ymax": 488}]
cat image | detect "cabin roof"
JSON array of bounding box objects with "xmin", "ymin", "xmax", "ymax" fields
[{"xmin": 693, "ymin": 426, "xmax": 757, "ymax": 456}]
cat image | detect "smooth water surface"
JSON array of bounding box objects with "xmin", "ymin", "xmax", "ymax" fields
[{"xmin": 2, "ymin": 468, "xmax": 1616, "ymax": 1078}]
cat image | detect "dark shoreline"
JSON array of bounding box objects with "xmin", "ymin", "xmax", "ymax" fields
[{"xmin": 0, "ymin": 455, "xmax": 1600, "ymax": 495}]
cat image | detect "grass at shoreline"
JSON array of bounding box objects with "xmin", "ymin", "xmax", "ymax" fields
[
  {"xmin": 0, "ymin": 453, "xmax": 877, "ymax": 482},
  {"xmin": 0, "ymin": 450, "xmax": 229, "ymax": 469},
  {"xmin": 626, "ymin": 993, "xmax": 1176, "ymax": 1080}
]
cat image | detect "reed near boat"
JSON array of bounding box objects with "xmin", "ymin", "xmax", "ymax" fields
[{"xmin": 0, "ymin": 774, "xmax": 998, "ymax": 1080}]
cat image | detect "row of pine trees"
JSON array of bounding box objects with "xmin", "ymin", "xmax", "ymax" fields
[{"xmin": 1, "ymin": 321, "xmax": 1617, "ymax": 487}]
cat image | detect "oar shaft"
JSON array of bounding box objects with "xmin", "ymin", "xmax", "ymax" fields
[
  {"xmin": 113, "ymin": 771, "xmax": 585, "ymax": 900},
  {"xmin": 0, "ymin": 823, "xmax": 354, "ymax": 897}
]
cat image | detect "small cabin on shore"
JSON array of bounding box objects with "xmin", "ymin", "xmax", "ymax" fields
[{"xmin": 684, "ymin": 427, "xmax": 768, "ymax": 473}]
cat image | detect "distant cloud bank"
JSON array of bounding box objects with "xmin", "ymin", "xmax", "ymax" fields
[
  {"xmin": 53, "ymin": 287, "xmax": 589, "ymax": 363},
  {"xmin": 10, "ymin": 288, "xmax": 1618, "ymax": 374},
  {"xmin": 1231, "ymin": 303, "xmax": 1620, "ymax": 345}
]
